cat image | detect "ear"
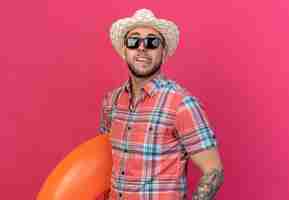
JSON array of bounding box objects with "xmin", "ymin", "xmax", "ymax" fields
[
  {"xmin": 121, "ymin": 46, "xmax": 127, "ymax": 60},
  {"xmin": 161, "ymin": 48, "xmax": 168, "ymax": 64}
]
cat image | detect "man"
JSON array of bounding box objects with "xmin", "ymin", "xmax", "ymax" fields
[{"xmin": 99, "ymin": 9, "xmax": 224, "ymax": 200}]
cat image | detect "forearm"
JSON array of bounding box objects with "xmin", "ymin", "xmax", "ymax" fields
[{"xmin": 192, "ymin": 168, "xmax": 224, "ymax": 200}]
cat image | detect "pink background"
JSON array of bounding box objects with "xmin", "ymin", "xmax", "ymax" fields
[{"xmin": 1, "ymin": 0, "xmax": 289, "ymax": 199}]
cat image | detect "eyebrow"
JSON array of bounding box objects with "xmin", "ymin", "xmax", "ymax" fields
[{"xmin": 128, "ymin": 32, "xmax": 140, "ymax": 36}]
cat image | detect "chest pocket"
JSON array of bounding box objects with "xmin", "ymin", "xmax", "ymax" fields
[{"xmin": 129, "ymin": 108, "xmax": 177, "ymax": 146}]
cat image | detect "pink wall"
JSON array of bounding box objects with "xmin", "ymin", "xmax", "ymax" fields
[{"xmin": 1, "ymin": 0, "xmax": 288, "ymax": 199}]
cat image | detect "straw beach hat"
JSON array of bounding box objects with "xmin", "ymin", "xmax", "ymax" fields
[{"xmin": 110, "ymin": 9, "xmax": 180, "ymax": 59}]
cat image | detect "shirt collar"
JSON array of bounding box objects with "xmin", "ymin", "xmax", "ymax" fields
[{"xmin": 122, "ymin": 73, "xmax": 167, "ymax": 97}]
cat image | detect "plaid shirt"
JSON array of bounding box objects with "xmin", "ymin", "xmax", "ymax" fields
[{"xmin": 99, "ymin": 74, "xmax": 217, "ymax": 200}]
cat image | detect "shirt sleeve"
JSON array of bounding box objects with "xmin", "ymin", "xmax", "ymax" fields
[
  {"xmin": 175, "ymin": 96, "xmax": 217, "ymax": 156},
  {"xmin": 98, "ymin": 93, "xmax": 111, "ymax": 135}
]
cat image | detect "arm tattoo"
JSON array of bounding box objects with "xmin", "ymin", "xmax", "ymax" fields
[{"xmin": 192, "ymin": 168, "xmax": 224, "ymax": 200}]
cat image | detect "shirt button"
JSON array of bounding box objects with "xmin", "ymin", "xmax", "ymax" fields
[
  {"xmin": 119, "ymin": 193, "xmax": 122, "ymax": 197},
  {"xmin": 124, "ymin": 149, "xmax": 128, "ymax": 153},
  {"xmin": 127, "ymin": 126, "xmax": 131, "ymax": 131},
  {"xmin": 121, "ymin": 171, "xmax": 125, "ymax": 175}
]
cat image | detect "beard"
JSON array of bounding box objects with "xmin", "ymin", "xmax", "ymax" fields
[{"xmin": 127, "ymin": 59, "xmax": 162, "ymax": 78}]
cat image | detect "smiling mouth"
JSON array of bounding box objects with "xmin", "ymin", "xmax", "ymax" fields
[{"xmin": 135, "ymin": 57, "xmax": 152, "ymax": 63}]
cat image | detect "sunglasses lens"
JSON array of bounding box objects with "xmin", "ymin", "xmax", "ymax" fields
[
  {"xmin": 145, "ymin": 37, "xmax": 161, "ymax": 49},
  {"xmin": 126, "ymin": 37, "xmax": 139, "ymax": 49}
]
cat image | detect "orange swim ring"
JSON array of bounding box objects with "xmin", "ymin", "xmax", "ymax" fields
[{"xmin": 37, "ymin": 133, "xmax": 112, "ymax": 200}]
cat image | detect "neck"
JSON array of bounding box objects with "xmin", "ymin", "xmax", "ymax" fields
[{"xmin": 130, "ymin": 71, "xmax": 161, "ymax": 98}]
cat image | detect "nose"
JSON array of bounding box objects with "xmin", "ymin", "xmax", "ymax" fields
[{"xmin": 138, "ymin": 40, "xmax": 145, "ymax": 51}]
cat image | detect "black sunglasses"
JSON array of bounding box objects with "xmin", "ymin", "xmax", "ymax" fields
[{"xmin": 125, "ymin": 36, "xmax": 163, "ymax": 49}]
